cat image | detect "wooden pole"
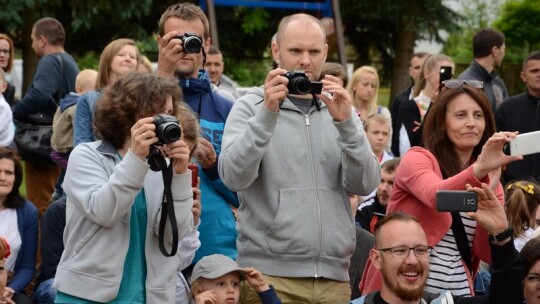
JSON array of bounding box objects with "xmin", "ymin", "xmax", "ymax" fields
[
  {"xmin": 332, "ymin": 0, "xmax": 347, "ymax": 69},
  {"xmin": 206, "ymin": 0, "xmax": 220, "ymax": 48}
]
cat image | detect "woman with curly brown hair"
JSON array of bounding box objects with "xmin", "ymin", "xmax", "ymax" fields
[{"xmin": 54, "ymin": 72, "xmax": 195, "ymax": 303}]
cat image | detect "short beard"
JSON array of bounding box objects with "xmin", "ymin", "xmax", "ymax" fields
[{"xmin": 381, "ymin": 265, "xmax": 425, "ymax": 302}]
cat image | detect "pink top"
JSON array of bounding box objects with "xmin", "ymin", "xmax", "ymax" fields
[{"xmin": 360, "ymin": 146, "xmax": 503, "ymax": 295}]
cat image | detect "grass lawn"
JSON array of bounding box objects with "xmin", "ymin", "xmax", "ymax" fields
[
  {"xmin": 20, "ymin": 161, "xmax": 26, "ymax": 197},
  {"xmin": 379, "ymin": 87, "xmax": 391, "ymax": 108}
]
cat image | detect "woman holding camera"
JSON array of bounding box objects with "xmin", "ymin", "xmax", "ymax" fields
[
  {"xmin": 361, "ymin": 80, "xmax": 522, "ymax": 297},
  {"xmin": 54, "ymin": 73, "xmax": 195, "ymax": 303}
]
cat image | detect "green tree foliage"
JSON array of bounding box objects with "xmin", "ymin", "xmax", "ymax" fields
[
  {"xmin": 339, "ymin": 0, "xmax": 459, "ymax": 98},
  {"xmin": 443, "ymin": 0, "xmax": 505, "ymax": 65},
  {"xmin": 494, "ymin": 0, "xmax": 540, "ymax": 63}
]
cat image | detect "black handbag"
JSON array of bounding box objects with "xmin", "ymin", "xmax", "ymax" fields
[
  {"xmin": 13, "ymin": 55, "xmax": 63, "ymax": 163},
  {"xmin": 13, "ymin": 115, "xmax": 54, "ymax": 163}
]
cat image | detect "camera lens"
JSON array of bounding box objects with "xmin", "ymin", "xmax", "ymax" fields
[
  {"xmin": 289, "ymin": 76, "xmax": 311, "ymax": 95},
  {"xmin": 159, "ymin": 123, "xmax": 181, "ymax": 143},
  {"xmin": 183, "ymin": 36, "xmax": 202, "ymax": 54}
]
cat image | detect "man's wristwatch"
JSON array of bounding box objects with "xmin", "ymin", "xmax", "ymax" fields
[{"xmin": 489, "ymin": 228, "xmax": 513, "ymax": 242}]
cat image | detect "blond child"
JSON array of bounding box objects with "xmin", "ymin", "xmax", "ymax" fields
[
  {"xmin": 364, "ymin": 113, "xmax": 393, "ymax": 164},
  {"xmin": 49, "ymin": 69, "xmax": 97, "ymax": 201},
  {"xmin": 505, "ymin": 181, "xmax": 540, "ymax": 251},
  {"xmin": 191, "ymin": 254, "xmax": 281, "ymax": 304}
]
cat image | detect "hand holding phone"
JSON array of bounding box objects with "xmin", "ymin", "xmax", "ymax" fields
[
  {"xmin": 439, "ymin": 66, "xmax": 453, "ymax": 91},
  {"xmin": 436, "ymin": 190, "xmax": 478, "ymax": 212},
  {"xmin": 188, "ymin": 163, "xmax": 199, "ymax": 187},
  {"xmin": 509, "ymin": 130, "xmax": 540, "ymax": 156}
]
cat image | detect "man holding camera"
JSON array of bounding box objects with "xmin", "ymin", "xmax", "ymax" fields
[
  {"xmin": 219, "ymin": 13, "xmax": 380, "ymax": 303},
  {"xmin": 156, "ymin": 3, "xmax": 239, "ymax": 268}
]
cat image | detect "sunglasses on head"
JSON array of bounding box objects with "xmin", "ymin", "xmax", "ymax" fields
[{"xmin": 442, "ymin": 79, "xmax": 484, "ymax": 89}]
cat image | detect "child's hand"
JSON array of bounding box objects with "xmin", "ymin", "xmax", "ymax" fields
[
  {"xmin": 244, "ymin": 267, "xmax": 270, "ymax": 292},
  {"xmin": 194, "ymin": 290, "xmax": 217, "ymax": 304}
]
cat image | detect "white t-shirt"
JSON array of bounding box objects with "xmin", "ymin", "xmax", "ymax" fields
[
  {"xmin": 0, "ymin": 94, "xmax": 14, "ymax": 146},
  {"xmin": 0, "ymin": 208, "xmax": 21, "ymax": 270}
]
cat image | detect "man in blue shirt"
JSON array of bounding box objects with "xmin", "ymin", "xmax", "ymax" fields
[
  {"xmin": 12, "ymin": 17, "xmax": 79, "ymax": 217},
  {"xmin": 156, "ymin": 3, "xmax": 238, "ymax": 268}
]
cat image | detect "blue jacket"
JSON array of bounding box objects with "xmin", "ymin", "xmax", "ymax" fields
[
  {"xmin": 179, "ymin": 70, "xmax": 239, "ymax": 262},
  {"xmin": 8, "ymin": 200, "xmax": 39, "ymax": 294},
  {"xmin": 73, "ymin": 90, "xmax": 102, "ymax": 147}
]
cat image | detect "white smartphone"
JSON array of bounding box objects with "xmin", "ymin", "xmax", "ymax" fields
[{"xmin": 509, "ymin": 130, "xmax": 540, "ymax": 156}]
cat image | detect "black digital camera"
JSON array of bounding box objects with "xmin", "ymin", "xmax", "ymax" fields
[
  {"xmin": 175, "ymin": 32, "xmax": 203, "ymax": 54},
  {"xmin": 153, "ymin": 114, "xmax": 181, "ymax": 145},
  {"xmin": 284, "ymin": 70, "xmax": 323, "ymax": 95}
]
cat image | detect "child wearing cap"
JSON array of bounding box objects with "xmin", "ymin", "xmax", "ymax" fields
[{"xmin": 191, "ymin": 254, "xmax": 281, "ymax": 304}]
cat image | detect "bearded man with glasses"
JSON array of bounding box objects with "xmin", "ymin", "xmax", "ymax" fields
[{"xmin": 352, "ymin": 183, "xmax": 522, "ymax": 304}]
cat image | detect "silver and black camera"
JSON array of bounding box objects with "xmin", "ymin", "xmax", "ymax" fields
[
  {"xmin": 153, "ymin": 114, "xmax": 181, "ymax": 145},
  {"xmin": 176, "ymin": 32, "xmax": 203, "ymax": 54},
  {"xmin": 284, "ymin": 70, "xmax": 323, "ymax": 95}
]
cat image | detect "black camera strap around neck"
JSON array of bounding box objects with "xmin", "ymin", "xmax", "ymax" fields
[{"xmin": 158, "ymin": 162, "xmax": 178, "ymax": 257}]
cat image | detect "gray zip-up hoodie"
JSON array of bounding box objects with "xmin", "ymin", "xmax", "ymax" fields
[
  {"xmin": 218, "ymin": 87, "xmax": 380, "ymax": 281},
  {"xmin": 54, "ymin": 140, "xmax": 194, "ymax": 303}
]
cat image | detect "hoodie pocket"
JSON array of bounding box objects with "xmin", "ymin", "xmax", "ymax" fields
[
  {"xmin": 318, "ymin": 188, "xmax": 355, "ymax": 257},
  {"xmin": 264, "ymin": 188, "xmax": 319, "ymax": 255}
]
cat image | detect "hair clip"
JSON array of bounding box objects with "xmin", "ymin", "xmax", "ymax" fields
[{"xmin": 507, "ymin": 182, "xmax": 535, "ymax": 195}]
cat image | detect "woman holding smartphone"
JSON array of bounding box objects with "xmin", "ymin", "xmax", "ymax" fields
[
  {"xmin": 396, "ymin": 54, "xmax": 454, "ymax": 155},
  {"xmin": 362, "ymin": 80, "xmax": 522, "ymax": 297}
]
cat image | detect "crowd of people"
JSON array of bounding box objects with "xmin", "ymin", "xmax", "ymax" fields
[{"xmin": 1, "ymin": 2, "xmax": 540, "ymax": 304}]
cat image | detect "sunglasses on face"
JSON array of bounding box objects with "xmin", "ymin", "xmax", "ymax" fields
[{"xmin": 442, "ymin": 79, "xmax": 484, "ymax": 89}]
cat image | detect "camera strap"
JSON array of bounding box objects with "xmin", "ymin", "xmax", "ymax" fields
[
  {"xmin": 451, "ymin": 212, "xmax": 473, "ymax": 272},
  {"xmin": 158, "ymin": 162, "xmax": 179, "ymax": 257}
]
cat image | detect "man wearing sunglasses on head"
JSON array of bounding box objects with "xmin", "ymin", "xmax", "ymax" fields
[{"xmin": 352, "ymin": 184, "xmax": 522, "ymax": 303}]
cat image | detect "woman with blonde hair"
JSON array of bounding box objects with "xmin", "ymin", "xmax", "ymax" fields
[
  {"xmin": 73, "ymin": 38, "xmax": 140, "ymax": 146},
  {"xmin": 347, "ymin": 66, "xmax": 391, "ymax": 124},
  {"xmin": 397, "ymin": 54, "xmax": 455, "ymax": 155},
  {"xmin": 505, "ymin": 180, "xmax": 540, "ymax": 251}
]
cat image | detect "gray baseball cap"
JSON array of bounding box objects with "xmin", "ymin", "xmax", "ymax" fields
[{"xmin": 191, "ymin": 254, "xmax": 247, "ymax": 283}]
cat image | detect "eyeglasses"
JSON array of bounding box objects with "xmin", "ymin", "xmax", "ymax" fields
[
  {"xmin": 0, "ymin": 49, "xmax": 10, "ymax": 55},
  {"xmin": 442, "ymin": 79, "xmax": 483, "ymax": 89},
  {"xmin": 525, "ymin": 275, "xmax": 540, "ymax": 285},
  {"xmin": 379, "ymin": 245, "xmax": 432, "ymax": 258}
]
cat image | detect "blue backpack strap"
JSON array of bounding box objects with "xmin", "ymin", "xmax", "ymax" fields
[
  {"xmin": 350, "ymin": 296, "xmax": 366, "ymax": 304},
  {"xmin": 429, "ymin": 290, "xmax": 454, "ymax": 304}
]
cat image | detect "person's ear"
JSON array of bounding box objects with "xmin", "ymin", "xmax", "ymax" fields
[
  {"xmin": 271, "ymin": 41, "xmax": 280, "ymax": 68},
  {"xmin": 191, "ymin": 284, "xmax": 203, "ymax": 296},
  {"xmin": 491, "ymin": 46, "xmax": 500, "ymax": 58},
  {"xmin": 39, "ymin": 35, "xmax": 47, "ymax": 48},
  {"xmin": 520, "ymin": 71, "xmax": 527, "ymax": 83},
  {"xmin": 369, "ymin": 248, "xmax": 382, "ymax": 270},
  {"xmin": 204, "ymin": 37, "xmax": 211, "ymax": 53}
]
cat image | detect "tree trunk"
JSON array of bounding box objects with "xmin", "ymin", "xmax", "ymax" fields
[
  {"xmin": 21, "ymin": 7, "xmax": 38, "ymax": 97},
  {"xmin": 389, "ymin": 0, "xmax": 421, "ymax": 106}
]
